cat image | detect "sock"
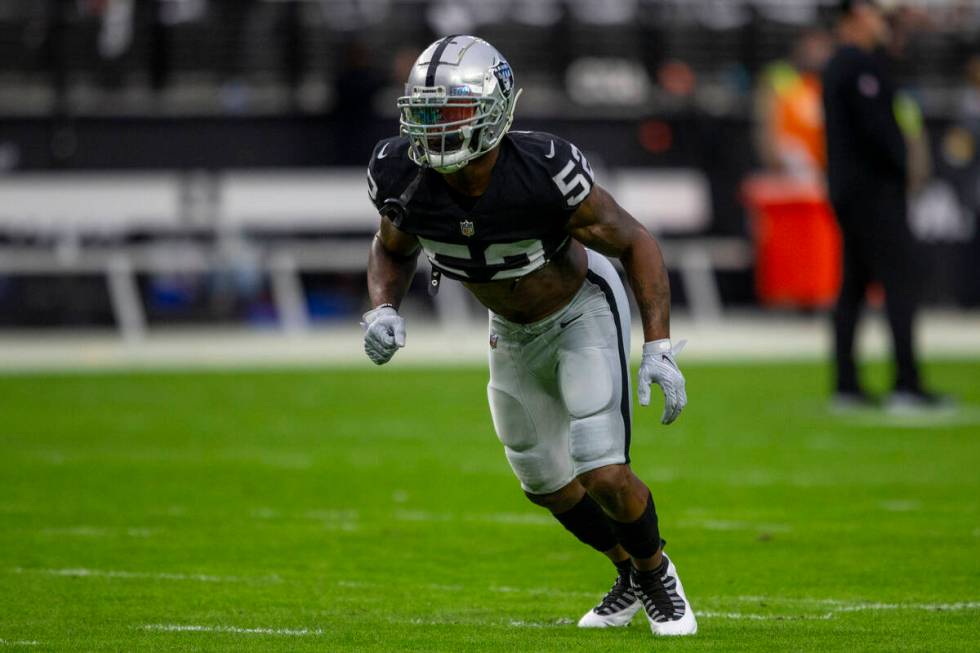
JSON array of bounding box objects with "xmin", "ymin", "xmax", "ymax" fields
[
  {"xmin": 633, "ymin": 555, "xmax": 668, "ymax": 580},
  {"xmin": 609, "ymin": 492, "xmax": 661, "ymax": 559},
  {"xmin": 614, "ymin": 557, "xmax": 632, "ymax": 576},
  {"xmin": 553, "ymin": 493, "xmax": 618, "ymax": 553}
]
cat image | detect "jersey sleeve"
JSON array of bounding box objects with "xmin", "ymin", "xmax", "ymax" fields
[
  {"xmin": 366, "ymin": 139, "xmax": 390, "ymax": 213},
  {"xmin": 366, "ymin": 136, "xmax": 416, "ymax": 213},
  {"xmin": 542, "ymin": 135, "xmax": 597, "ymax": 212}
]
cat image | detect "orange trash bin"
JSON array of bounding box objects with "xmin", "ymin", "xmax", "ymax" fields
[{"xmin": 742, "ymin": 175, "xmax": 842, "ymax": 309}]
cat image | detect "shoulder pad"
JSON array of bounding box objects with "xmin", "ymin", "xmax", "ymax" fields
[{"xmin": 367, "ymin": 136, "xmax": 416, "ymax": 210}]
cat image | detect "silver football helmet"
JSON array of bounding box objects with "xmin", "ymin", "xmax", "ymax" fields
[{"xmin": 398, "ymin": 35, "xmax": 521, "ymax": 173}]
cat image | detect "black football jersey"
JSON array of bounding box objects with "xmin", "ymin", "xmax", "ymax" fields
[{"xmin": 366, "ymin": 131, "xmax": 595, "ymax": 283}]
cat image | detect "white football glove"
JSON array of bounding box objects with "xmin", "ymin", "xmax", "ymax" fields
[
  {"xmin": 637, "ymin": 338, "xmax": 687, "ymax": 425},
  {"xmin": 361, "ymin": 305, "xmax": 406, "ymax": 365}
]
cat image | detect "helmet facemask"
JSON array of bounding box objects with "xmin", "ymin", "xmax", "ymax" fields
[{"xmin": 398, "ymin": 77, "xmax": 520, "ymax": 174}]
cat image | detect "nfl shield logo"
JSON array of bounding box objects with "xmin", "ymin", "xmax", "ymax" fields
[
  {"xmin": 460, "ymin": 219, "xmax": 475, "ymax": 237},
  {"xmin": 489, "ymin": 334, "xmax": 498, "ymax": 349}
]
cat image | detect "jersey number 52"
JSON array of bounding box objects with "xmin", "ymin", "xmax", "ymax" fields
[{"xmin": 552, "ymin": 144, "xmax": 594, "ymax": 208}]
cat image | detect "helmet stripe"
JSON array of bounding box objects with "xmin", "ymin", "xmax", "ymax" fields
[{"xmin": 425, "ymin": 34, "xmax": 461, "ymax": 87}]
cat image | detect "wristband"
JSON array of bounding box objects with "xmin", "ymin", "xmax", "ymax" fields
[{"xmin": 643, "ymin": 339, "xmax": 672, "ymax": 355}]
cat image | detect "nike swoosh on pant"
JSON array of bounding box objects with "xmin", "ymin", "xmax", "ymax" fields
[{"xmin": 559, "ymin": 313, "xmax": 583, "ymax": 328}]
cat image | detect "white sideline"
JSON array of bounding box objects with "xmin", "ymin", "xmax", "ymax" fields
[
  {"xmin": 0, "ymin": 310, "xmax": 978, "ymax": 371},
  {"xmin": 141, "ymin": 624, "xmax": 323, "ymax": 637},
  {"xmin": 10, "ymin": 567, "xmax": 279, "ymax": 584}
]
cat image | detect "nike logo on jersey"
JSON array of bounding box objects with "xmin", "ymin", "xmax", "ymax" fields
[
  {"xmin": 377, "ymin": 143, "xmax": 390, "ymax": 159},
  {"xmin": 545, "ymin": 140, "xmax": 555, "ymax": 159},
  {"xmin": 559, "ymin": 313, "xmax": 583, "ymax": 329}
]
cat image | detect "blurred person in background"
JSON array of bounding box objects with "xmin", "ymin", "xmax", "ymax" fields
[
  {"xmin": 331, "ymin": 38, "xmax": 386, "ymax": 163},
  {"xmin": 822, "ymin": 0, "xmax": 944, "ymax": 410},
  {"xmin": 754, "ymin": 28, "xmax": 834, "ymax": 181}
]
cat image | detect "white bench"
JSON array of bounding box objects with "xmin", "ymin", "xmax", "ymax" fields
[{"xmin": 0, "ymin": 173, "xmax": 184, "ymax": 236}]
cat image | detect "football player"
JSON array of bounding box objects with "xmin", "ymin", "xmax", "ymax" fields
[{"xmin": 363, "ymin": 35, "xmax": 696, "ymax": 636}]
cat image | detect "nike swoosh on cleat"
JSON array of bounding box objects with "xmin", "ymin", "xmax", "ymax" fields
[
  {"xmin": 377, "ymin": 143, "xmax": 390, "ymax": 159},
  {"xmin": 545, "ymin": 140, "xmax": 555, "ymax": 159},
  {"xmin": 560, "ymin": 313, "xmax": 583, "ymax": 328}
]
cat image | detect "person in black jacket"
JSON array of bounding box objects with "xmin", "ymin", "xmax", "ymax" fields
[{"xmin": 822, "ymin": 0, "xmax": 942, "ymax": 409}]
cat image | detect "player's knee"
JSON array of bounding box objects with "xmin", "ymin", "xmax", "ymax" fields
[
  {"xmin": 524, "ymin": 482, "xmax": 583, "ymax": 514},
  {"xmin": 579, "ymin": 464, "xmax": 631, "ymax": 511}
]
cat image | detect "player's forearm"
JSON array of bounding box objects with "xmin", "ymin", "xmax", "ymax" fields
[
  {"xmin": 367, "ymin": 235, "xmax": 419, "ymax": 309},
  {"xmin": 621, "ymin": 232, "xmax": 671, "ymax": 342}
]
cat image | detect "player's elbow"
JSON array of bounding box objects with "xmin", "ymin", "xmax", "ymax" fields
[{"xmin": 619, "ymin": 223, "xmax": 658, "ymax": 264}]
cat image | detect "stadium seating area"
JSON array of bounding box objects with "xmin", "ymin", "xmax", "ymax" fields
[{"xmin": 0, "ymin": 0, "xmax": 974, "ymax": 118}]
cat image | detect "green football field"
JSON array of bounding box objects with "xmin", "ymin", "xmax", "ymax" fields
[{"xmin": 1, "ymin": 360, "xmax": 978, "ymax": 652}]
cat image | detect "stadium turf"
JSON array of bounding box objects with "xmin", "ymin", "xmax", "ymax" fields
[{"xmin": 0, "ymin": 360, "xmax": 978, "ymax": 651}]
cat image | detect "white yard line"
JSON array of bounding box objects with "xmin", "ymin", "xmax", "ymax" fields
[
  {"xmin": 355, "ymin": 581, "xmax": 980, "ymax": 621},
  {"xmin": 728, "ymin": 595, "xmax": 980, "ymax": 609},
  {"xmin": 334, "ymin": 579, "xmax": 597, "ymax": 599},
  {"xmin": 846, "ymin": 407, "xmax": 980, "ymax": 429},
  {"xmin": 141, "ymin": 624, "xmax": 322, "ymax": 637},
  {"xmin": 36, "ymin": 526, "xmax": 155, "ymax": 538},
  {"xmin": 677, "ymin": 518, "xmax": 792, "ymax": 533},
  {"xmin": 393, "ymin": 600, "xmax": 980, "ymax": 627},
  {"xmin": 697, "ymin": 611, "xmax": 834, "ymax": 621},
  {"xmin": 878, "ymin": 500, "xmax": 922, "ymax": 512},
  {"xmin": 697, "ymin": 601, "xmax": 980, "ymax": 621},
  {"xmin": 0, "ymin": 641, "xmax": 39, "ymax": 648},
  {"xmin": 335, "ymin": 579, "xmax": 980, "ymax": 613},
  {"xmin": 10, "ymin": 567, "xmax": 280, "ymax": 584},
  {"xmin": 831, "ymin": 601, "xmax": 980, "ymax": 613},
  {"xmin": 489, "ymin": 585, "xmax": 597, "ymax": 599},
  {"xmin": 250, "ymin": 507, "xmax": 551, "ymax": 529},
  {"xmin": 392, "ymin": 509, "xmax": 553, "ymax": 526}
]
